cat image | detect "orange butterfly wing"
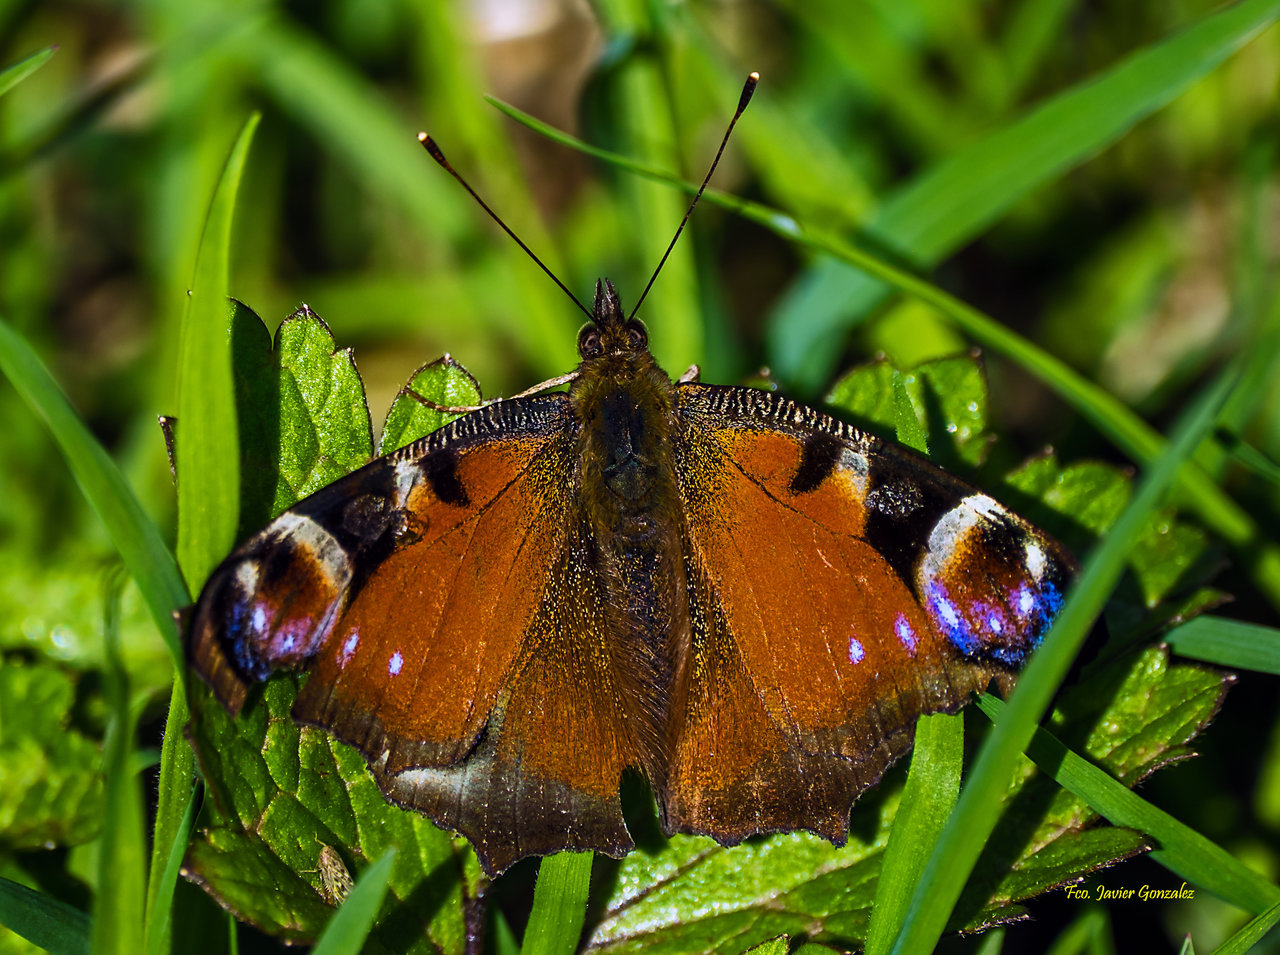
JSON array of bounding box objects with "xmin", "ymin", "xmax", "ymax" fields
[
  {"xmin": 664, "ymin": 385, "xmax": 1071, "ymax": 843},
  {"xmin": 188, "ymin": 396, "xmax": 641, "ymax": 873}
]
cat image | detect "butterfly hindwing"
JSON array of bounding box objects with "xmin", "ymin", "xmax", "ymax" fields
[{"xmin": 664, "ymin": 384, "xmax": 1071, "ymax": 841}]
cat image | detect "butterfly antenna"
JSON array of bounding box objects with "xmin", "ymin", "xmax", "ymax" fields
[
  {"xmin": 628, "ymin": 72, "xmax": 758, "ymax": 322},
  {"xmin": 419, "ymin": 133, "xmax": 593, "ymax": 321}
]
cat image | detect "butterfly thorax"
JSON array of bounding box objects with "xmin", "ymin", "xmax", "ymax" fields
[{"xmin": 569, "ymin": 279, "xmax": 681, "ymax": 543}]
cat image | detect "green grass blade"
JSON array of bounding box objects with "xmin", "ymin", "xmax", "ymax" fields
[
  {"xmin": 310, "ymin": 849, "xmax": 396, "ymax": 955},
  {"xmin": 92, "ymin": 577, "xmax": 147, "ymax": 955},
  {"xmin": 175, "ymin": 112, "xmax": 260, "ymax": 593},
  {"xmin": 765, "ymin": 0, "xmax": 1280, "ymax": 390},
  {"xmin": 865, "ymin": 713, "xmax": 963, "ymax": 955},
  {"xmin": 1165, "ymin": 616, "xmax": 1280, "ymax": 674},
  {"xmin": 0, "ymin": 45, "xmax": 55, "ymax": 97},
  {"xmin": 143, "ymin": 780, "xmax": 198, "ymax": 955},
  {"xmin": 0, "ymin": 320, "xmax": 188, "ymax": 659},
  {"xmin": 890, "ymin": 364, "xmax": 1242, "ymax": 954},
  {"xmin": 0, "ymin": 877, "xmax": 90, "ymax": 955},
  {"xmin": 152, "ymin": 111, "xmax": 259, "ymax": 955},
  {"xmin": 522, "ymin": 853, "xmax": 592, "ymax": 955},
  {"xmin": 977, "ymin": 695, "xmax": 1280, "ymax": 915},
  {"xmin": 233, "ymin": 17, "xmax": 468, "ymax": 243},
  {"xmin": 1210, "ymin": 897, "xmax": 1280, "ymax": 954}
]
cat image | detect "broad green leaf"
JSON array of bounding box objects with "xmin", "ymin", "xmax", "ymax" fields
[
  {"xmin": 0, "ymin": 665, "xmax": 102, "ymax": 850},
  {"xmin": 765, "ymin": 0, "xmax": 1280, "ymax": 390},
  {"xmin": 378, "ymin": 357, "xmax": 481, "ymax": 456},
  {"xmin": 0, "ymin": 877, "xmax": 89, "ymax": 955},
  {"xmin": 980, "ymin": 694, "xmax": 1280, "ymax": 917}
]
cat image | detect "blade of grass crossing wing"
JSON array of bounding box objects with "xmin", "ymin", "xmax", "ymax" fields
[
  {"xmin": 310, "ymin": 849, "xmax": 396, "ymax": 955},
  {"xmin": 0, "ymin": 877, "xmax": 90, "ymax": 955},
  {"xmin": 890, "ymin": 364, "xmax": 1243, "ymax": 955},
  {"xmin": 92, "ymin": 575, "xmax": 146, "ymax": 955},
  {"xmin": 522, "ymin": 853, "xmax": 592, "ymax": 955},
  {"xmin": 976, "ymin": 695, "xmax": 1280, "ymax": 915},
  {"xmin": 0, "ymin": 46, "xmax": 56, "ymax": 97},
  {"xmin": 1165, "ymin": 617, "xmax": 1280, "ymax": 674}
]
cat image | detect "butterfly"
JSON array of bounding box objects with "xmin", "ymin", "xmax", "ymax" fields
[{"xmin": 187, "ymin": 74, "xmax": 1072, "ymax": 877}]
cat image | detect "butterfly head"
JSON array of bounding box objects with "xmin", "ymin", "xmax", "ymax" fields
[{"xmin": 577, "ymin": 278, "xmax": 650, "ymax": 362}]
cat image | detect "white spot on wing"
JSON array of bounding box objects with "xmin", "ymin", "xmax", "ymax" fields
[
  {"xmin": 388, "ymin": 651, "xmax": 403, "ymax": 676},
  {"xmin": 848, "ymin": 633, "xmax": 865, "ymax": 665},
  {"xmin": 1025, "ymin": 541, "xmax": 1047, "ymax": 580},
  {"xmin": 340, "ymin": 631, "xmax": 359, "ymax": 665}
]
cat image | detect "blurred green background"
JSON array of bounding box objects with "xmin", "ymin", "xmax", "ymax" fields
[{"xmin": 2, "ymin": 0, "xmax": 1279, "ymax": 952}]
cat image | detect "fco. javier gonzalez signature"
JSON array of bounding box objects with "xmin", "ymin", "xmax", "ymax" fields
[{"xmin": 1065, "ymin": 883, "xmax": 1197, "ymax": 902}]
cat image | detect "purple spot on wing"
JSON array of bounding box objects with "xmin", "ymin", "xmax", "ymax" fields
[
  {"xmin": 388, "ymin": 651, "xmax": 403, "ymax": 676},
  {"xmin": 894, "ymin": 613, "xmax": 917, "ymax": 654},
  {"xmin": 847, "ymin": 635, "xmax": 865, "ymax": 665}
]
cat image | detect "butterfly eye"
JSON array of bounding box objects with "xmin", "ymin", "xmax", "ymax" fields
[
  {"xmin": 625, "ymin": 322, "xmax": 648, "ymax": 350},
  {"xmin": 578, "ymin": 326, "xmax": 603, "ymax": 359}
]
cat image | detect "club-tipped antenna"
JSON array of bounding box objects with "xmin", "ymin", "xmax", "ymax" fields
[
  {"xmin": 419, "ymin": 132, "xmax": 593, "ymax": 321},
  {"xmin": 628, "ymin": 72, "xmax": 758, "ymax": 322}
]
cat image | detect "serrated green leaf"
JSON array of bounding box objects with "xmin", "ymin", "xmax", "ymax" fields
[
  {"xmin": 0, "ymin": 876, "xmax": 89, "ymax": 955},
  {"xmin": 185, "ymin": 679, "xmax": 470, "ymax": 951},
  {"xmin": 827, "ymin": 355, "xmax": 990, "ymax": 469},
  {"xmin": 378, "ymin": 357, "xmax": 482, "ymax": 456},
  {"xmin": 0, "ymin": 664, "xmax": 102, "ymax": 850},
  {"xmin": 271, "ymin": 308, "xmax": 374, "ymax": 509},
  {"xmin": 740, "ymin": 937, "xmax": 789, "ymax": 955}
]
